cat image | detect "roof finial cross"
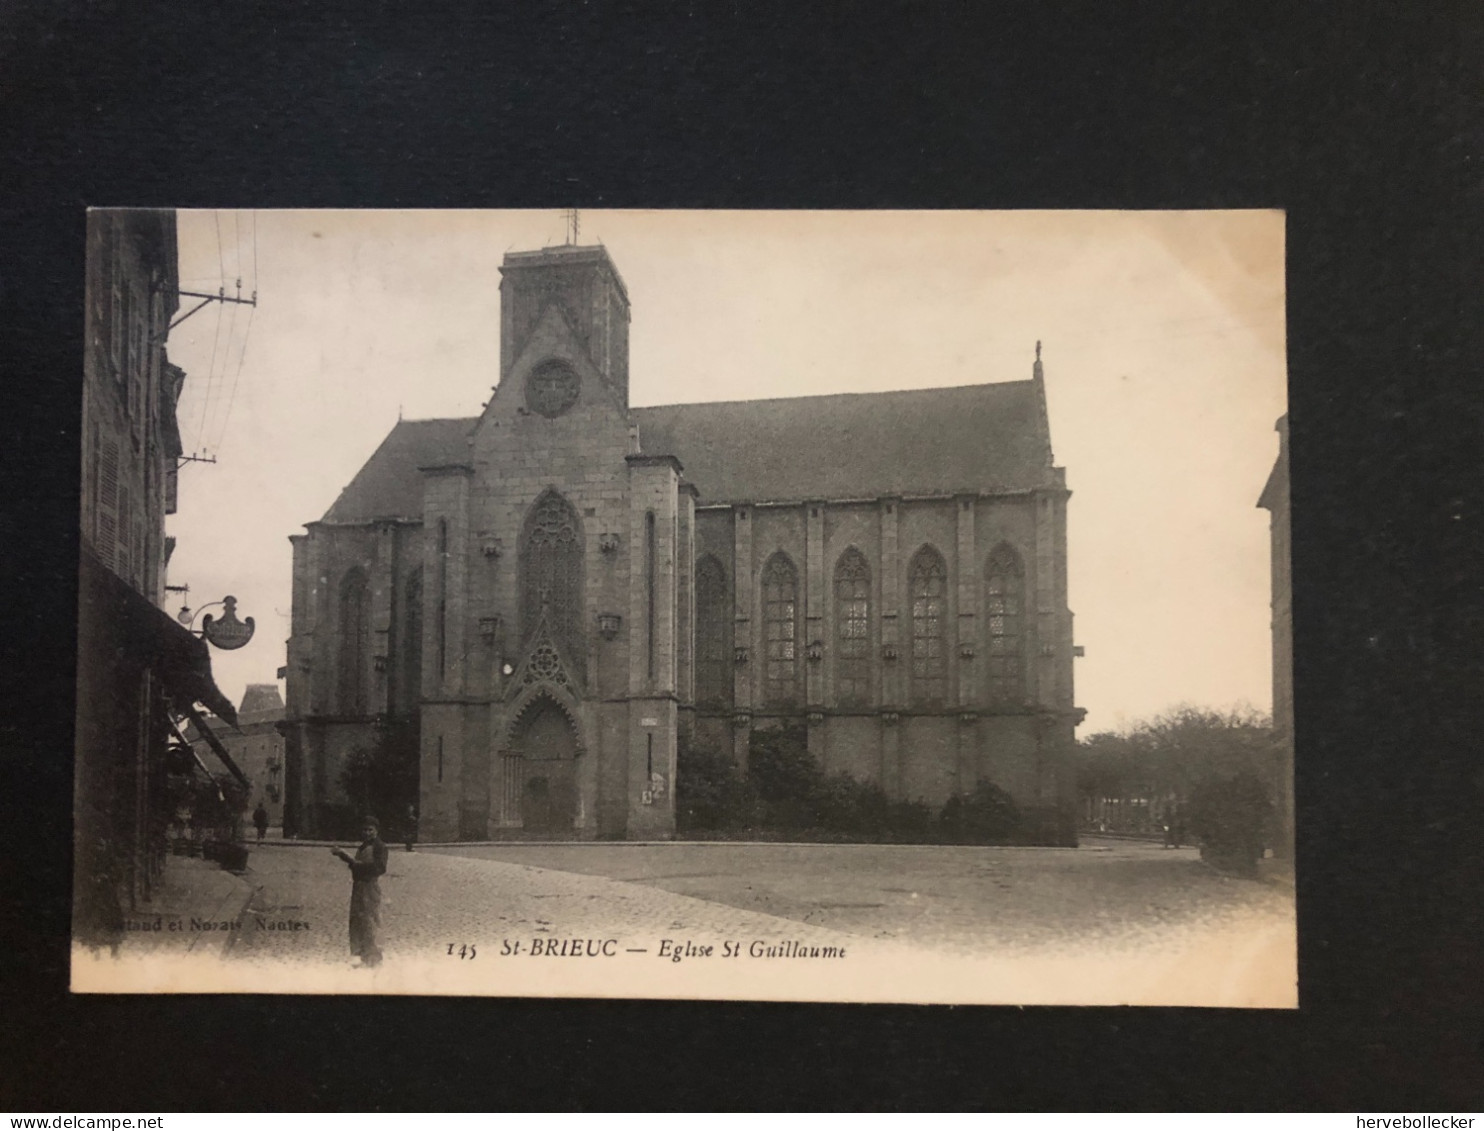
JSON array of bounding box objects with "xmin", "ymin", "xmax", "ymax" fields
[
  {"xmin": 1035, "ymin": 340, "xmax": 1042, "ymax": 361},
  {"xmin": 564, "ymin": 208, "xmax": 580, "ymax": 245}
]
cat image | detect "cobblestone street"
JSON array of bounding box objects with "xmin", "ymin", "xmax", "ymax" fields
[
  {"xmin": 77, "ymin": 838, "xmax": 1294, "ymax": 1005},
  {"xmin": 438, "ymin": 837, "xmax": 1293, "ymax": 955},
  {"xmin": 230, "ymin": 842, "xmax": 864, "ymax": 967}
]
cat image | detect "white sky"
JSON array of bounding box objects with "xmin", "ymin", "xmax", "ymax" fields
[{"xmin": 163, "ymin": 209, "xmax": 1286, "ymax": 734}]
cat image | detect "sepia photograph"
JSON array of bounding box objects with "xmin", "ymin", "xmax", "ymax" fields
[{"xmin": 70, "ymin": 208, "xmax": 1294, "ymax": 1005}]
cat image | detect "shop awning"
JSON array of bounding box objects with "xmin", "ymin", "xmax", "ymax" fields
[
  {"xmin": 168, "ymin": 710, "xmax": 249, "ymax": 791},
  {"xmin": 79, "ymin": 549, "xmax": 239, "ymax": 728}
]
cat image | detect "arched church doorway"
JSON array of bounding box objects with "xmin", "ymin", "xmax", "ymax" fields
[{"xmin": 514, "ymin": 698, "xmax": 578, "ymax": 833}]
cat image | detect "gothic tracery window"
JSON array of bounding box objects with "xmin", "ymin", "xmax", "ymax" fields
[
  {"xmin": 985, "ymin": 544, "xmax": 1026, "ymax": 705},
  {"xmin": 695, "ymin": 555, "xmax": 732, "ymax": 707},
  {"xmin": 520, "ymin": 489, "xmax": 584, "ymax": 674},
  {"xmin": 909, "ymin": 546, "xmax": 948, "ymax": 705},
  {"xmin": 762, "ymin": 552, "xmax": 800, "ymax": 707},
  {"xmin": 525, "ymin": 358, "xmax": 580, "ymax": 418},
  {"xmin": 338, "ymin": 567, "xmax": 370, "ymax": 715},
  {"xmin": 834, "ymin": 548, "xmax": 871, "ymax": 707}
]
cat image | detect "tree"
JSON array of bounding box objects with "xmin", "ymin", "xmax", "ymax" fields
[
  {"xmin": 747, "ymin": 726, "xmax": 822, "ymax": 830},
  {"xmin": 1187, "ymin": 769, "xmax": 1272, "ymax": 875},
  {"xmin": 1077, "ymin": 704, "xmax": 1274, "ymax": 833},
  {"xmin": 938, "ymin": 779, "xmax": 1021, "ymax": 844},
  {"xmin": 338, "ymin": 719, "xmax": 419, "ymax": 832},
  {"xmin": 675, "ymin": 735, "xmax": 754, "ymax": 832}
]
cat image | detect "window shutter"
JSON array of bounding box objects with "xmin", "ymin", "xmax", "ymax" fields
[
  {"xmin": 116, "ymin": 482, "xmax": 133, "ymax": 584},
  {"xmin": 86, "ymin": 429, "xmax": 99, "ymax": 551},
  {"xmin": 130, "ymin": 289, "xmax": 149, "ymax": 424},
  {"xmin": 96, "ymin": 438, "xmax": 121, "ymax": 572},
  {"xmin": 134, "ymin": 513, "xmax": 147, "ymax": 591}
]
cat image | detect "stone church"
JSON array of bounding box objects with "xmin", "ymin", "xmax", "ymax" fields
[{"xmin": 281, "ymin": 242, "xmax": 1082, "ymax": 843}]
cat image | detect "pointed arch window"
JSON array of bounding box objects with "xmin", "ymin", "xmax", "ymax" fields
[
  {"xmin": 338, "ymin": 567, "xmax": 370, "ymax": 715},
  {"xmin": 695, "ymin": 555, "xmax": 732, "ymax": 707},
  {"xmin": 834, "ymin": 548, "xmax": 871, "ymax": 707},
  {"xmin": 909, "ymin": 546, "xmax": 948, "ymax": 705},
  {"xmin": 985, "ymin": 544, "xmax": 1026, "ymax": 705},
  {"xmin": 762, "ymin": 552, "xmax": 800, "ymax": 707},
  {"xmin": 399, "ymin": 567, "xmax": 423, "ymax": 715},
  {"xmin": 520, "ymin": 490, "xmax": 584, "ymax": 675}
]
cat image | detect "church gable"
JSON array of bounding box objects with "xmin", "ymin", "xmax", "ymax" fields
[{"xmin": 474, "ymin": 300, "xmax": 627, "ymax": 439}]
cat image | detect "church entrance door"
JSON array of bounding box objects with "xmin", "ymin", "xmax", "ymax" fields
[{"xmin": 515, "ymin": 699, "xmax": 578, "ymax": 833}]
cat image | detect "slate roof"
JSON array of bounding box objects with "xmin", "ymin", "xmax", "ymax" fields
[
  {"xmin": 238, "ymin": 684, "xmax": 285, "ymax": 717},
  {"xmin": 321, "ymin": 417, "xmax": 473, "ymax": 522},
  {"xmin": 318, "ymin": 382, "xmax": 1053, "ymax": 523},
  {"xmin": 634, "ymin": 382, "xmax": 1053, "ymax": 505}
]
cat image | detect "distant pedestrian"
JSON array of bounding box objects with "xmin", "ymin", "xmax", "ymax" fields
[
  {"xmin": 331, "ymin": 816, "xmax": 388, "ymax": 967},
  {"xmin": 404, "ymin": 802, "xmax": 417, "ymax": 853},
  {"xmin": 252, "ymin": 802, "xmax": 269, "ymax": 842}
]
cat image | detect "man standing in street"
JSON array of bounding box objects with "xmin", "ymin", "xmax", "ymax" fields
[
  {"xmin": 252, "ymin": 801, "xmax": 269, "ymax": 842},
  {"xmin": 331, "ymin": 816, "xmax": 388, "ymax": 967}
]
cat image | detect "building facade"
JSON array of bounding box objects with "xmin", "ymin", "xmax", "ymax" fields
[
  {"xmin": 188, "ymin": 684, "xmax": 286, "ymax": 832},
  {"xmin": 75, "ymin": 210, "xmax": 239, "ymax": 942},
  {"xmin": 282, "ymin": 244, "xmax": 1082, "ymax": 843},
  {"xmin": 1258, "ymin": 413, "xmax": 1294, "ymax": 859}
]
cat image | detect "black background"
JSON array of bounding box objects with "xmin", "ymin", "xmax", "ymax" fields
[{"xmin": 1, "ymin": 0, "xmax": 1480, "ymax": 1112}]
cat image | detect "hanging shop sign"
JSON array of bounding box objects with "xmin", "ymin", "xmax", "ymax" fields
[{"xmin": 202, "ymin": 595, "xmax": 255, "ymax": 651}]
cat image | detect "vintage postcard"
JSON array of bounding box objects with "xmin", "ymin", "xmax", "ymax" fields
[{"xmin": 71, "ymin": 209, "xmax": 1294, "ymax": 1005}]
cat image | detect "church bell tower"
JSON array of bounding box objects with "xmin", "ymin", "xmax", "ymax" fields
[{"xmin": 498, "ymin": 244, "xmax": 632, "ymax": 409}]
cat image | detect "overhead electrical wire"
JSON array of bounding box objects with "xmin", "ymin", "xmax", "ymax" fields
[
  {"xmin": 213, "ymin": 300, "xmax": 255, "ymax": 458},
  {"xmin": 208, "ymin": 210, "xmax": 260, "ymax": 458},
  {"xmin": 194, "ymin": 301, "xmax": 225, "ymax": 455},
  {"xmin": 206, "ymin": 296, "xmax": 240, "ymax": 452}
]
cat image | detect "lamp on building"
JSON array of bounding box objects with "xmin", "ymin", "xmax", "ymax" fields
[
  {"xmin": 478, "ymin": 615, "xmax": 502, "ymax": 644},
  {"xmin": 807, "ymin": 711, "xmax": 825, "ymax": 726},
  {"xmin": 881, "ymin": 643, "xmax": 899, "ymax": 661},
  {"xmin": 959, "ymin": 642, "xmax": 977, "ymax": 659},
  {"xmin": 806, "ymin": 639, "xmax": 824, "ymax": 663},
  {"xmin": 177, "ymin": 598, "xmax": 226, "ymax": 628},
  {"xmin": 373, "ymin": 654, "xmax": 388, "ymax": 673},
  {"xmin": 479, "ymin": 535, "xmax": 502, "ymax": 559},
  {"xmin": 733, "ymin": 644, "xmax": 749, "ymax": 665},
  {"xmin": 597, "ymin": 612, "xmax": 622, "ymax": 640},
  {"xmin": 598, "ymin": 533, "xmax": 620, "ymax": 555}
]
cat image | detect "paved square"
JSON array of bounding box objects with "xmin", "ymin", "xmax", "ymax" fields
[
  {"xmin": 80, "ymin": 837, "xmax": 1294, "ymax": 1005},
  {"xmin": 434, "ymin": 838, "xmax": 1294, "ymax": 954}
]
